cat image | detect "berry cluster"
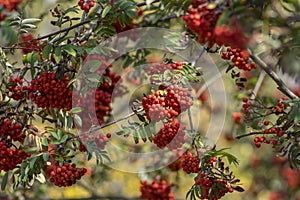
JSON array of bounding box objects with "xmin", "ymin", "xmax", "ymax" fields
[
  {"xmin": 142, "ymin": 86, "xmax": 193, "ymax": 122},
  {"xmin": 167, "ymin": 150, "xmax": 184, "ymax": 171},
  {"xmin": 7, "ymin": 77, "xmax": 26, "ymax": 100},
  {"xmin": 254, "ymin": 135, "xmax": 279, "ymax": 148},
  {"xmin": 79, "ymin": 132, "xmax": 110, "ymax": 152},
  {"xmin": 214, "ymin": 24, "xmax": 249, "ymax": 49},
  {"xmin": 274, "ymin": 97, "xmax": 287, "ymax": 115},
  {"xmin": 140, "ymin": 178, "xmax": 175, "ymax": 200},
  {"xmin": 0, "ymin": 0, "xmax": 22, "ymax": 11},
  {"xmin": 183, "ymin": 3, "xmax": 221, "ymax": 47},
  {"xmin": 29, "ymin": 72, "xmax": 72, "ymax": 110},
  {"xmin": 0, "ymin": 141, "xmax": 31, "ymax": 172},
  {"xmin": 242, "ymin": 97, "xmax": 251, "ymax": 114},
  {"xmin": 46, "ymin": 161, "xmax": 87, "ymax": 187},
  {"xmin": 152, "ymin": 119, "xmax": 187, "ymax": 150},
  {"xmin": 78, "ymin": 0, "xmax": 95, "ymax": 13},
  {"xmin": 0, "ymin": 118, "xmax": 26, "ymax": 143},
  {"xmin": 195, "ymin": 172, "xmax": 233, "ymax": 199},
  {"xmin": 221, "ymin": 48, "xmax": 256, "ymax": 71},
  {"xmin": 182, "ymin": 151, "xmax": 201, "ymax": 174},
  {"xmin": 142, "ymin": 92, "xmax": 166, "ymax": 122},
  {"xmin": 73, "ymin": 62, "xmax": 126, "ymax": 129},
  {"xmin": 166, "ymin": 86, "xmax": 193, "ymax": 115},
  {"xmin": 20, "ymin": 33, "xmax": 45, "ymax": 55}
]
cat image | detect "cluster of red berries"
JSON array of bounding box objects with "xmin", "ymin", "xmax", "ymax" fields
[
  {"xmin": 7, "ymin": 77, "xmax": 32, "ymax": 101},
  {"xmin": 79, "ymin": 132, "xmax": 110, "ymax": 152},
  {"xmin": 166, "ymin": 86, "xmax": 193, "ymax": 115},
  {"xmin": 182, "ymin": 151, "xmax": 201, "ymax": 174},
  {"xmin": 274, "ymin": 97, "xmax": 287, "ymax": 114},
  {"xmin": 0, "ymin": 0, "xmax": 22, "ymax": 11},
  {"xmin": 242, "ymin": 97, "xmax": 251, "ymax": 114},
  {"xmin": 0, "ymin": 141, "xmax": 31, "ymax": 172},
  {"xmin": 195, "ymin": 172, "xmax": 234, "ymax": 200},
  {"xmin": 167, "ymin": 150, "xmax": 184, "ymax": 171},
  {"xmin": 29, "ymin": 72, "xmax": 72, "ymax": 110},
  {"xmin": 152, "ymin": 119, "xmax": 187, "ymax": 150},
  {"xmin": 0, "ymin": 118, "xmax": 26, "ymax": 143},
  {"xmin": 263, "ymin": 124, "xmax": 285, "ymax": 137},
  {"xmin": 78, "ymin": 0, "xmax": 95, "ymax": 13},
  {"xmin": 147, "ymin": 62, "xmax": 184, "ymax": 84},
  {"xmin": 46, "ymin": 161, "xmax": 87, "ymax": 187},
  {"xmin": 183, "ymin": 3, "xmax": 221, "ymax": 47},
  {"xmin": 142, "ymin": 86, "xmax": 193, "ymax": 122},
  {"xmin": 142, "ymin": 92, "xmax": 166, "ymax": 122},
  {"xmin": 253, "ymin": 135, "xmax": 278, "ymax": 148},
  {"xmin": 214, "ymin": 24, "xmax": 249, "ymax": 49},
  {"xmin": 20, "ymin": 33, "xmax": 44, "ymax": 55},
  {"xmin": 73, "ymin": 61, "xmax": 126, "ymax": 129},
  {"xmin": 140, "ymin": 178, "xmax": 175, "ymax": 200},
  {"xmin": 221, "ymin": 48, "xmax": 256, "ymax": 71}
]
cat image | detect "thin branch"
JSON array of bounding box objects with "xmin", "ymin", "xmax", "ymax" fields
[
  {"xmin": 35, "ymin": 17, "xmax": 93, "ymax": 41},
  {"xmin": 250, "ymin": 71, "xmax": 266, "ymax": 100},
  {"xmin": 88, "ymin": 108, "xmax": 144, "ymax": 133},
  {"xmin": 235, "ymin": 131, "xmax": 261, "ymax": 139},
  {"xmin": 248, "ymin": 49, "xmax": 298, "ymax": 99}
]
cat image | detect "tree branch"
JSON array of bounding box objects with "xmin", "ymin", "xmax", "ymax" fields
[
  {"xmin": 248, "ymin": 49, "xmax": 298, "ymax": 99},
  {"xmin": 250, "ymin": 71, "xmax": 266, "ymax": 100},
  {"xmin": 88, "ymin": 108, "xmax": 144, "ymax": 133}
]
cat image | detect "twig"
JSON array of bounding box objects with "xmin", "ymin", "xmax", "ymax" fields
[
  {"xmin": 191, "ymin": 43, "xmax": 207, "ymax": 66},
  {"xmin": 88, "ymin": 108, "xmax": 144, "ymax": 133},
  {"xmin": 248, "ymin": 49, "xmax": 298, "ymax": 99},
  {"xmin": 250, "ymin": 71, "xmax": 266, "ymax": 100},
  {"xmin": 235, "ymin": 131, "xmax": 262, "ymax": 139}
]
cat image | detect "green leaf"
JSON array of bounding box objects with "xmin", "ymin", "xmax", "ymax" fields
[
  {"xmin": 139, "ymin": 127, "xmax": 147, "ymax": 143},
  {"xmin": 41, "ymin": 138, "xmax": 49, "ymax": 150},
  {"xmin": 10, "ymin": 21, "xmax": 20, "ymax": 26},
  {"xmin": 133, "ymin": 129, "xmax": 139, "ymax": 144},
  {"xmin": 125, "ymin": 10, "xmax": 138, "ymax": 19},
  {"xmin": 62, "ymin": 44, "xmax": 77, "ymax": 57},
  {"xmin": 60, "ymin": 135, "xmax": 69, "ymax": 143},
  {"xmin": 47, "ymin": 130, "xmax": 59, "ymax": 140},
  {"xmin": 43, "ymin": 152, "xmax": 49, "ymax": 161},
  {"xmin": 102, "ymin": 5, "xmax": 112, "ymax": 18},
  {"xmin": 20, "ymin": 29, "xmax": 28, "ymax": 34},
  {"xmin": 1, "ymin": 171, "xmax": 9, "ymax": 191},
  {"xmin": 53, "ymin": 47, "xmax": 62, "ymax": 64},
  {"xmin": 70, "ymin": 107, "xmax": 82, "ymax": 114},
  {"xmin": 29, "ymin": 156, "xmax": 37, "ymax": 168},
  {"xmin": 42, "ymin": 45, "xmax": 52, "ymax": 60},
  {"xmin": 21, "ymin": 18, "xmax": 41, "ymax": 24},
  {"xmin": 21, "ymin": 24, "xmax": 37, "ymax": 29},
  {"xmin": 74, "ymin": 114, "xmax": 82, "ymax": 127},
  {"xmin": 57, "ymin": 129, "xmax": 63, "ymax": 140}
]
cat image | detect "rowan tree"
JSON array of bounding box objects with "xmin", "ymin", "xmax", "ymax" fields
[{"xmin": 0, "ymin": 0, "xmax": 300, "ymax": 199}]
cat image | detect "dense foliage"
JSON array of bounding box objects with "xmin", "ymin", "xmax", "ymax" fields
[{"xmin": 1, "ymin": 0, "xmax": 300, "ymax": 199}]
